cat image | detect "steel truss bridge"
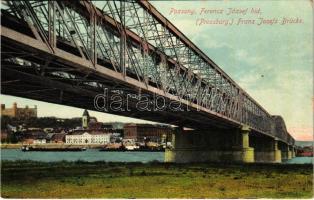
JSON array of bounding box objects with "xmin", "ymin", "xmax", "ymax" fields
[{"xmin": 1, "ymin": 0, "xmax": 294, "ymax": 145}]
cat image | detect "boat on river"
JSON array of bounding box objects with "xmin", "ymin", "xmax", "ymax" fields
[{"xmin": 21, "ymin": 146, "xmax": 87, "ymax": 152}]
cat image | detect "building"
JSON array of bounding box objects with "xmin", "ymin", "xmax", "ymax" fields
[
  {"xmin": 33, "ymin": 138, "xmax": 46, "ymax": 144},
  {"xmin": 1, "ymin": 102, "xmax": 37, "ymax": 119},
  {"xmin": 65, "ymin": 130, "xmax": 111, "ymax": 145},
  {"xmin": 46, "ymin": 133, "xmax": 55, "ymax": 142},
  {"xmin": 50, "ymin": 133, "xmax": 66, "ymax": 143},
  {"xmin": 1, "ymin": 130, "xmax": 9, "ymax": 142},
  {"xmin": 124, "ymin": 123, "xmax": 173, "ymax": 143},
  {"xmin": 88, "ymin": 120, "xmax": 103, "ymax": 130},
  {"xmin": 81, "ymin": 109, "xmax": 104, "ymax": 130},
  {"xmin": 80, "ymin": 110, "xmax": 124, "ymax": 136},
  {"xmin": 82, "ymin": 109, "xmax": 90, "ymax": 129},
  {"xmin": 21, "ymin": 130, "xmax": 47, "ymax": 144},
  {"xmin": 103, "ymin": 122, "xmax": 125, "ymax": 129}
]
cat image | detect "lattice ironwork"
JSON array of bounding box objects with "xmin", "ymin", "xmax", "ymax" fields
[{"xmin": 0, "ymin": 0, "xmax": 294, "ymax": 145}]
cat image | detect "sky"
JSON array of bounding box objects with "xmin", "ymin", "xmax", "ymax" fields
[{"xmin": 1, "ymin": 1, "xmax": 313, "ymax": 141}]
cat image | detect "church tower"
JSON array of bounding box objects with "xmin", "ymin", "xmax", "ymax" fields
[{"xmin": 82, "ymin": 109, "xmax": 90, "ymax": 129}]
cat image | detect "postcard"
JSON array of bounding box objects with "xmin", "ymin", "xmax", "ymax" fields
[{"xmin": 1, "ymin": 0, "xmax": 313, "ymax": 199}]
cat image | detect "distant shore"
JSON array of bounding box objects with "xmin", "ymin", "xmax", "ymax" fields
[
  {"xmin": 1, "ymin": 143, "xmax": 22, "ymax": 149},
  {"xmin": 1, "ymin": 160, "xmax": 313, "ymax": 198},
  {"xmin": 0, "ymin": 143, "xmax": 104, "ymax": 149},
  {"xmin": 1, "ymin": 144, "xmax": 165, "ymax": 152}
]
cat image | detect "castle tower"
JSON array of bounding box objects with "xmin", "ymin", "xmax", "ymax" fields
[
  {"xmin": 12, "ymin": 102, "xmax": 17, "ymax": 117},
  {"xmin": 82, "ymin": 109, "xmax": 90, "ymax": 129},
  {"xmin": 34, "ymin": 105, "xmax": 37, "ymax": 117}
]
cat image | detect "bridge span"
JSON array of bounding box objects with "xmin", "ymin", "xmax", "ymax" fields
[{"xmin": 1, "ymin": 0, "xmax": 295, "ymax": 163}]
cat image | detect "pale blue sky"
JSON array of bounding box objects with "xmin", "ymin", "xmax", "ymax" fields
[{"xmin": 1, "ymin": 1, "xmax": 313, "ymax": 140}]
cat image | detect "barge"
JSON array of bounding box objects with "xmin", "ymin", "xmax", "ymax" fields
[
  {"xmin": 99, "ymin": 146, "xmax": 165, "ymax": 152},
  {"xmin": 21, "ymin": 146, "xmax": 87, "ymax": 152}
]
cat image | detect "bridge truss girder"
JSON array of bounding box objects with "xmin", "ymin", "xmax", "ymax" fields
[{"xmin": 0, "ymin": 0, "xmax": 294, "ymax": 145}]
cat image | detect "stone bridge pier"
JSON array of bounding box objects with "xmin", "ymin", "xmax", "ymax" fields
[
  {"xmin": 292, "ymin": 146, "xmax": 296, "ymax": 158},
  {"xmin": 279, "ymin": 142, "xmax": 294, "ymax": 160},
  {"xmin": 165, "ymin": 126, "xmax": 292, "ymax": 163},
  {"xmin": 249, "ymin": 135, "xmax": 282, "ymax": 163},
  {"xmin": 165, "ymin": 126, "xmax": 254, "ymax": 163}
]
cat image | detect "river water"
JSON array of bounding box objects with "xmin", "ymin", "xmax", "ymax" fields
[
  {"xmin": 1, "ymin": 149, "xmax": 313, "ymax": 164},
  {"xmin": 1, "ymin": 149, "xmax": 164, "ymax": 163}
]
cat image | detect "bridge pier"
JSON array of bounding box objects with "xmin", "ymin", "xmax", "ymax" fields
[
  {"xmin": 279, "ymin": 143, "xmax": 292, "ymax": 160},
  {"xmin": 287, "ymin": 146, "xmax": 293, "ymax": 159},
  {"xmin": 274, "ymin": 139, "xmax": 282, "ymax": 162},
  {"xmin": 292, "ymin": 147, "xmax": 296, "ymax": 158},
  {"xmin": 164, "ymin": 125, "xmax": 291, "ymax": 163},
  {"xmin": 240, "ymin": 126, "xmax": 255, "ymax": 163},
  {"xmin": 165, "ymin": 126, "xmax": 254, "ymax": 163},
  {"xmin": 281, "ymin": 145, "xmax": 287, "ymax": 160},
  {"xmin": 250, "ymin": 136, "xmax": 282, "ymax": 163}
]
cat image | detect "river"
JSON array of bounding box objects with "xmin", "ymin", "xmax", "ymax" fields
[
  {"xmin": 1, "ymin": 149, "xmax": 312, "ymax": 164},
  {"xmin": 1, "ymin": 149, "xmax": 164, "ymax": 163}
]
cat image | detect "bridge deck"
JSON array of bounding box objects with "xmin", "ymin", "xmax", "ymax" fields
[{"xmin": 0, "ymin": 0, "xmax": 294, "ymax": 145}]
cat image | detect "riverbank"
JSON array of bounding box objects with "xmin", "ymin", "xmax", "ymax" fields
[
  {"xmin": 0, "ymin": 144, "xmax": 165, "ymax": 152},
  {"xmin": 0, "ymin": 143, "xmax": 22, "ymax": 149},
  {"xmin": 0, "ymin": 143, "xmax": 104, "ymax": 149},
  {"xmin": 1, "ymin": 160, "xmax": 313, "ymax": 198}
]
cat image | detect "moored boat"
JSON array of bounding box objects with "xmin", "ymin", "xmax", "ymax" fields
[{"xmin": 21, "ymin": 146, "xmax": 87, "ymax": 152}]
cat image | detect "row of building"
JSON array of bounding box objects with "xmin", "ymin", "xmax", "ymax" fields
[
  {"xmin": 1, "ymin": 105, "xmax": 173, "ymax": 146},
  {"xmin": 19, "ymin": 129, "xmax": 115, "ymax": 145},
  {"xmin": 18, "ymin": 122, "xmax": 172, "ymax": 145}
]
